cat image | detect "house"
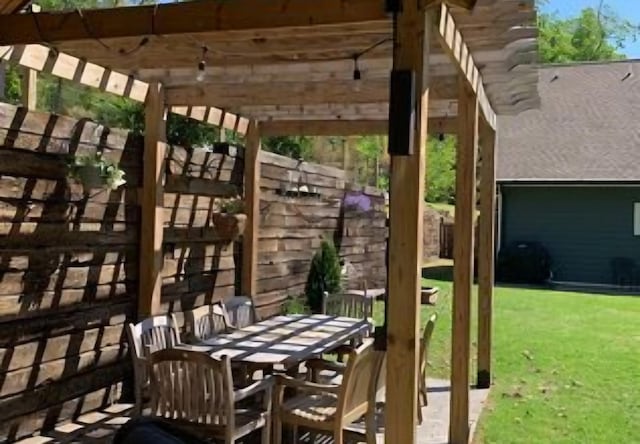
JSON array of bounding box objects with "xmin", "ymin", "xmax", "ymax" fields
[{"xmin": 497, "ymin": 60, "xmax": 640, "ymax": 286}]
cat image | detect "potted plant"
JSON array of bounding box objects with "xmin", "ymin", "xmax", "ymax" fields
[
  {"xmin": 67, "ymin": 153, "xmax": 126, "ymax": 191},
  {"xmin": 212, "ymin": 199, "xmax": 246, "ymax": 240}
]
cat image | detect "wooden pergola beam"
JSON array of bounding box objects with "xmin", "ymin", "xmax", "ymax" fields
[
  {"xmin": 259, "ymin": 117, "xmax": 458, "ymax": 136},
  {"xmin": 164, "ymin": 77, "xmax": 460, "ymax": 107},
  {"xmin": 450, "ymin": 75, "xmax": 478, "ymax": 444},
  {"xmin": 165, "ymin": 80, "xmax": 390, "ymax": 107},
  {"xmin": 435, "ymin": 2, "xmax": 497, "ymax": 130},
  {"xmin": 385, "ymin": 2, "xmax": 430, "ymax": 443},
  {"xmin": 477, "ymin": 120, "xmax": 497, "ymax": 389},
  {"xmin": 0, "ymin": 44, "xmax": 249, "ymax": 133},
  {"xmin": 0, "ymin": 0, "xmax": 391, "ymax": 45}
]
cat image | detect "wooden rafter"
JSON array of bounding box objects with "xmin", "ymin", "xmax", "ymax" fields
[
  {"xmin": 0, "ymin": 44, "xmax": 249, "ymax": 133},
  {"xmin": 0, "ymin": 0, "xmax": 391, "ymax": 45},
  {"xmin": 435, "ymin": 2, "xmax": 497, "ymax": 129}
]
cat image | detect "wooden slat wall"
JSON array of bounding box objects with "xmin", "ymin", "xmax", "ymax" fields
[
  {"xmin": 257, "ymin": 151, "xmax": 388, "ymax": 316},
  {"xmin": 160, "ymin": 145, "xmax": 244, "ymax": 324},
  {"xmin": 0, "ymin": 103, "xmax": 138, "ymax": 441},
  {"xmin": 0, "ymin": 103, "xmax": 243, "ymax": 441}
]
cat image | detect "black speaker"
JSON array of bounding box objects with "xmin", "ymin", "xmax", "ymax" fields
[{"xmin": 387, "ymin": 69, "xmax": 416, "ymax": 156}]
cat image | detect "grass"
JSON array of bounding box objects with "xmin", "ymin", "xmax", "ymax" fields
[{"xmin": 374, "ymin": 262, "xmax": 640, "ymax": 443}]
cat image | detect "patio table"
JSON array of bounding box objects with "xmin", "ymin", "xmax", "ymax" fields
[{"xmin": 184, "ymin": 314, "xmax": 371, "ymax": 368}]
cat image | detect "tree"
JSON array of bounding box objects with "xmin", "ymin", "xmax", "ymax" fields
[
  {"xmin": 305, "ymin": 240, "xmax": 342, "ymax": 313},
  {"xmin": 538, "ymin": 1, "xmax": 639, "ymax": 63},
  {"xmin": 425, "ymin": 135, "xmax": 456, "ymax": 203},
  {"xmin": 262, "ymin": 136, "xmax": 312, "ymax": 159}
]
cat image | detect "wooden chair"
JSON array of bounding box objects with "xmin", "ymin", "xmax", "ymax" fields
[
  {"xmin": 273, "ymin": 341, "xmax": 384, "ymax": 444},
  {"xmin": 223, "ymin": 295, "xmax": 259, "ymax": 329},
  {"xmin": 126, "ymin": 314, "xmax": 181, "ymax": 415},
  {"xmin": 184, "ymin": 303, "xmax": 229, "ymax": 342},
  {"xmin": 322, "ymin": 290, "xmax": 373, "ymax": 323},
  {"xmin": 147, "ymin": 348, "xmax": 273, "ymax": 444},
  {"xmin": 305, "ymin": 347, "xmax": 387, "ymax": 443},
  {"xmin": 322, "ymin": 290, "xmax": 373, "ymax": 360},
  {"xmin": 418, "ymin": 313, "xmax": 438, "ymax": 424}
]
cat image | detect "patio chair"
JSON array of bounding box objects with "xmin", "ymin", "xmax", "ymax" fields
[
  {"xmin": 184, "ymin": 303, "xmax": 229, "ymax": 342},
  {"xmin": 418, "ymin": 313, "xmax": 438, "ymax": 424},
  {"xmin": 223, "ymin": 295, "xmax": 260, "ymax": 329},
  {"xmin": 321, "ymin": 290, "xmax": 373, "ymax": 360},
  {"xmin": 147, "ymin": 348, "xmax": 273, "ymax": 444},
  {"xmin": 305, "ymin": 346, "xmax": 387, "ymax": 443},
  {"xmin": 273, "ymin": 340, "xmax": 384, "ymax": 444},
  {"xmin": 126, "ymin": 314, "xmax": 181, "ymax": 415}
]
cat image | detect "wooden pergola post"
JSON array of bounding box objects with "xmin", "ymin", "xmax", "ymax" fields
[
  {"xmin": 241, "ymin": 120, "xmax": 261, "ymax": 298},
  {"xmin": 450, "ymin": 75, "xmax": 478, "ymax": 444},
  {"xmin": 138, "ymin": 82, "xmax": 166, "ymax": 319},
  {"xmin": 385, "ymin": 2, "xmax": 430, "ymax": 443},
  {"xmin": 477, "ymin": 121, "xmax": 497, "ymax": 388}
]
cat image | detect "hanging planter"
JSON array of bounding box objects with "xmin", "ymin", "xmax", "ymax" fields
[
  {"xmin": 212, "ymin": 199, "xmax": 246, "ymax": 240},
  {"xmin": 67, "ymin": 153, "xmax": 126, "ymax": 191}
]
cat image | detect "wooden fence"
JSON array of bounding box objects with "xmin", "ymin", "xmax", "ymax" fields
[
  {"xmin": 0, "ymin": 104, "xmax": 387, "ymax": 440},
  {"xmin": 257, "ymin": 151, "xmax": 388, "ymax": 316}
]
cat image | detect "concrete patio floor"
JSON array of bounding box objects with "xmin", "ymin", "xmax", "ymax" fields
[{"xmin": 15, "ymin": 379, "xmax": 489, "ymax": 444}]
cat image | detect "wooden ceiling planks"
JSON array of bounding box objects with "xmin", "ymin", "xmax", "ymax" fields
[{"xmin": 0, "ymin": 0, "xmax": 540, "ymax": 129}]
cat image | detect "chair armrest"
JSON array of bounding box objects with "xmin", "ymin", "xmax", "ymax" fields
[
  {"xmin": 234, "ymin": 376, "xmax": 274, "ymax": 402},
  {"xmin": 306, "ymin": 358, "xmax": 346, "ymax": 374},
  {"xmin": 275, "ymin": 374, "xmax": 340, "ymax": 394}
]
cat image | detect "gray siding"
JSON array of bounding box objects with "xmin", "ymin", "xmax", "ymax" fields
[{"xmin": 500, "ymin": 185, "xmax": 640, "ymax": 284}]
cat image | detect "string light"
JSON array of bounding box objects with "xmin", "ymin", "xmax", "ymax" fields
[{"xmin": 196, "ymin": 46, "xmax": 208, "ymax": 82}]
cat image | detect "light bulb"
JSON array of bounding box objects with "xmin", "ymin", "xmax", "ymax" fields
[
  {"xmin": 353, "ymin": 66, "xmax": 362, "ymax": 92},
  {"xmin": 196, "ymin": 60, "xmax": 206, "ymax": 82}
]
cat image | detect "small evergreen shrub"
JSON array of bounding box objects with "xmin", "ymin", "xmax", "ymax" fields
[{"xmin": 305, "ymin": 240, "xmax": 342, "ymax": 312}]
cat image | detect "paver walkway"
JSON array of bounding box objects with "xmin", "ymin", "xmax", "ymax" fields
[{"xmin": 15, "ymin": 379, "xmax": 489, "ymax": 444}]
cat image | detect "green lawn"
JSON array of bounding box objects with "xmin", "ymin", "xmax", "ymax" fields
[{"xmin": 375, "ymin": 265, "xmax": 640, "ymax": 443}]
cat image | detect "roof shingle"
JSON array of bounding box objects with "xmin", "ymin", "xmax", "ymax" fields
[{"xmin": 497, "ymin": 60, "xmax": 640, "ymax": 182}]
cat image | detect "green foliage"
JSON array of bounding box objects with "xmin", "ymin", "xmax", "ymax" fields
[
  {"xmin": 305, "ymin": 240, "xmax": 342, "ymax": 313},
  {"xmin": 263, "ymin": 136, "xmax": 312, "ymax": 160},
  {"xmin": 3, "ymin": 65, "xmax": 21, "ymax": 105},
  {"xmin": 425, "ymin": 135, "xmax": 456, "ymax": 203},
  {"xmin": 538, "ymin": 3, "xmax": 639, "ymax": 63},
  {"xmin": 282, "ymin": 295, "xmax": 311, "ymax": 315},
  {"xmin": 67, "ymin": 152, "xmax": 126, "ymax": 190}
]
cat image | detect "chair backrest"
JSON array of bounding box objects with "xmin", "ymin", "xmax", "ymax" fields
[
  {"xmin": 336, "ymin": 340, "xmax": 383, "ymax": 424},
  {"xmin": 322, "ymin": 290, "xmax": 373, "ymax": 321},
  {"xmin": 419, "ymin": 313, "xmax": 438, "ymax": 380},
  {"xmin": 223, "ymin": 296, "xmax": 258, "ymax": 329},
  {"xmin": 148, "ymin": 349, "xmax": 234, "ymax": 430},
  {"xmin": 184, "ymin": 303, "xmax": 228, "ymax": 342},
  {"xmin": 127, "ymin": 314, "xmax": 181, "ymax": 360}
]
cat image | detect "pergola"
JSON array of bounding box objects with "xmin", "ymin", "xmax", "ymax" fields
[{"xmin": 0, "ymin": 0, "xmax": 539, "ymax": 442}]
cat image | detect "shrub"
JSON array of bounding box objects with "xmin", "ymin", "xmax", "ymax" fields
[
  {"xmin": 282, "ymin": 295, "xmax": 311, "ymax": 315},
  {"xmin": 305, "ymin": 240, "xmax": 342, "ymax": 312}
]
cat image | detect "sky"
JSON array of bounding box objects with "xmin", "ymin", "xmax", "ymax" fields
[{"xmin": 541, "ymin": 0, "xmax": 640, "ymax": 58}]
